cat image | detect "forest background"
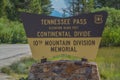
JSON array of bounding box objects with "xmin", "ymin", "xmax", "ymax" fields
[{"xmin": 0, "ymin": 0, "xmax": 120, "ymax": 47}]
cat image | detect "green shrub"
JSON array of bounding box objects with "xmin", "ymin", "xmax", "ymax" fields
[
  {"xmin": 19, "ymin": 77, "xmax": 28, "ymax": 80},
  {"xmin": 10, "ymin": 22, "xmax": 27, "ymax": 44},
  {"xmin": 9, "ymin": 57, "xmax": 36, "ymax": 74},
  {"xmin": 0, "ymin": 18, "xmax": 27, "ymax": 44},
  {"xmin": 101, "ymin": 27, "xmax": 120, "ymax": 46},
  {"xmin": 1, "ymin": 67, "xmax": 12, "ymax": 75}
]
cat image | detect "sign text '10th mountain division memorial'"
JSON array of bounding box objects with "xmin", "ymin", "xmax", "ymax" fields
[{"xmin": 20, "ymin": 11, "xmax": 108, "ymax": 60}]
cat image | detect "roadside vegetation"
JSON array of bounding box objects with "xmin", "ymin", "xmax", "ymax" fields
[
  {"xmin": 96, "ymin": 47, "xmax": 120, "ymax": 80},
  {"xmin": 0, "ymin": 57, "xmax": 37, "ymax": 80},
  {"xmin": 1, "ymin": 47, "xmax": 120, "ymax": 80}
]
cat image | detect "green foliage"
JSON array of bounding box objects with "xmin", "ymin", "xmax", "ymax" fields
[
  {"xmin": 27, "ymin": 0, "xmax": 42, "ymax": 14},
  {"xmin": 0, "ymin": 0, "xmax": 4, "ymax": 17},
  {"xmin": 0, "ymin": 18, "xmax": 27, "ymax": 44},
  {"xmin": 1, "ymin": 67, "xmax": 12, "ymax": 75},
  {"xmin": 9, "ymin": 57, "xmax": 36, "ymax": 74},
  {"xmin": 95, "ymin": 47, "xmax": 120, "ymax": 80},
  {"xmin": 0, "ymin": 0, "xmax": 53, "ymax": 21},
  {"xmin": 96, "ymin": 0, "xmax": 120, "ymax": 9},
  {"xmin": 12, "ymin": 63, "xmax": 28, "ymax": 74},
  {"xmin": 64, "ymin": 0, "xmax": 95, "ymax": 16},
  {"xmin": 0, "ymin": 57, "xmax": 36, "ymax": 79},
  {"xmin": 41, "ymin": 0, "xmax": 53, "ymax": 15},
  {"xmin": 1, "ymin": 47, "xmax": 120, "ymax": 80},
  {"xmin": 101, "ymin": 27, "xmax": 120, "ymax": 46},
  {"xmin": 19, "ymin": 77, "xmax": 28, "ymax": 80}
]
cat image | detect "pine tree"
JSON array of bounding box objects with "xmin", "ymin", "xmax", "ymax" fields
[{"xmin": 63, "ymin": 0, "xmax": 95, "ymax": 16}]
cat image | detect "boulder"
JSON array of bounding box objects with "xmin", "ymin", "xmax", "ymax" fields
[{"xmin": 28, "ymin": 60, "xmax": 100, "ymax": 80}]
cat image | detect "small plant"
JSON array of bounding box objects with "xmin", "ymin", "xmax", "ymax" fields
[
  {"xmin": 19, "ymin": 77, "xmax": 28, "ymax": 80},
  {"xmin": 0, "ymin": 57, "xmax": 36, "ymax": 79},
  {"xmin": 1, "ymin": 67, "xmax": 12, "ymax": 75},
  {"xmin": 9, "ymin": 57, "xmax": 36, "ymax": 74},
  {"xmin": 100, "ymin": 73, "xmax": 107, "ymax": 80}
]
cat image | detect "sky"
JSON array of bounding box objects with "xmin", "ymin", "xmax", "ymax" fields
[{"xmin": 51, "ymin": 0, "xmax": 67, "ymax": 13}]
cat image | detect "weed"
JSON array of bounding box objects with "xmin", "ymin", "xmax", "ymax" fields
[{"xmin": 1, "ymin": 67, "xmax": 12, "ymax": 75}]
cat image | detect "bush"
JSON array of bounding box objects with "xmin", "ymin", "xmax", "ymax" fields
[
  {"xmin": 101, "ymin": 27, "xmax": 120, "ymax": 46},
  {"xmin": 1, "ymin": 67, "xmax": 12, "ymax": 75},
  {"xmin": 9, "ymin": 57, "xmax": 36, "ymax": 74},
  {"xmin": 0, "ymin": 18, "xmax": 27, "ymax": 44},
  {"xmin": 0, "ymin": 57, "xmax": 36, "ymax": 79}
]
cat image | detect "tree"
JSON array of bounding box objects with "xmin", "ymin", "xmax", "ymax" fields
[
  {"xmin": 0, "ymin": 0, "xmax": 53, "ymax": 21},
  {"xmin": 96, "ymin": 0, "xmax": 120, "ymax": 9},
  {"xmin": 63, "ymin": 0, "xmax": 94, "ymax": 16},
  {"xmin": 41, "ymin": 0, "xmax": 53, "ymax": 15},
  {"xmin": 0, "ymin": 0, "xmax": 4, "ymax": 17}
]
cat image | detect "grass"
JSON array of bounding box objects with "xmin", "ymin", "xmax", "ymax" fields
[
  {"xmin": 0, "ymin": 57, "xmax": 37, "ymax": 80},
  {"xmin": 0, "ymin": 47, "xmax": 120, "ymax": 80},
  {"xmin": 95, "ymin": 47, "xmax": 120, "ymax": 80}
]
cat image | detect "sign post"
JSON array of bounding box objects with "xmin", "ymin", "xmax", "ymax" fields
[{"xmin": 20, "ymin": 11, "xmax": 108, "ymax": 80}]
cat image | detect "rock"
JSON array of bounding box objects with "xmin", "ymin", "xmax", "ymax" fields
[
  {"xmin": 28, "ymin": 60, "xmax": 100, "ymax": 80},
  {"xmin": 28, "ymin": 73, "xmax": 35, "ymax": 80}
]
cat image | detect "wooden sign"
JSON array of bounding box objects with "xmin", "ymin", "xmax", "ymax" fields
[{"xmin": 20, "ymin": 11, "xmax": 108, "ymax": 60}]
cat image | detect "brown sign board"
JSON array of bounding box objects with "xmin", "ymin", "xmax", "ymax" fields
[{"xmin": 20, "ymin": 11, "xmax": 108, "ymax": 60}]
